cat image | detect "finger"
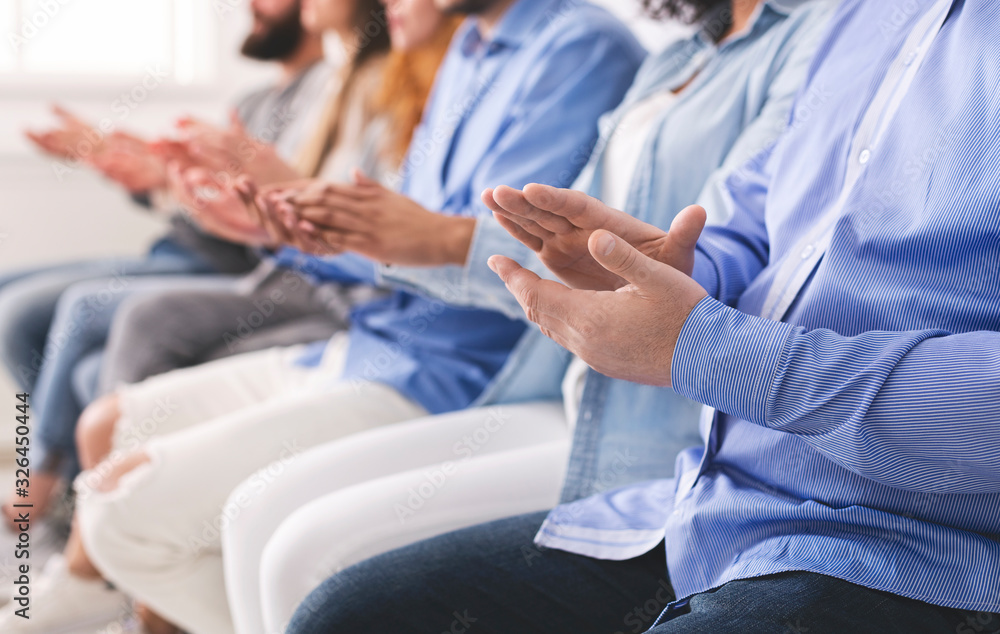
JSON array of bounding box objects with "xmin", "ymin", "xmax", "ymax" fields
[
  {"xmin": 588, "ymin": 230, "xmax": 674, "ymax": 288},
  {"xmin": 296, "ymin": 205, "xmax": 371, "ymax": 233},
  {"xmin": 350, "ymin": 168, "xmax": 380, "ymax": 188},
  {"xmin": 487, "ymin": 256, "xmax": 579, "ymax": 325},
  {"xmin": 492, "ymin": 185, "xmax": 575, "ymax": 234},
  {"xmin": 291, "ymin": 182, "xmax": 366, "ymax": 205},
  {"xmin": 52, "ymin": 104, "xmax": 86, "ymax": 127},
  {"xmin": 294, "ymin": 192, "xmax": 368, "ymax": 220},
  {"xmin": 229, "ymin": 110, "xmax": 247, "ymax": 136},
  {"xmin": 522, "ymin": 183, "xmax": 638, "ymax": 233},
  {"xmin": 484, "ymin": 187, "xmax": 554, "ymax": 243},
  {"xmin": 492, "ymin": 211, "xmax": 543, "ymax": 252}
]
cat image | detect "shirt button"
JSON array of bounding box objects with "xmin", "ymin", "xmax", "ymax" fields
[
  {"xmin": 904, "ymin": 50, "xmax": 918, "ymax": 66},
  {"xmin": 800, "ymin": 244, "xmax": 816, "ymax": 259},
  {"xmin": 859, "ymin": 149, "xmax": 872, "ymax": 164}
]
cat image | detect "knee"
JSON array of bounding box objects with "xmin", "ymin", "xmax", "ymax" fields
[
  {"xmin": 74, "ymin": 448, "xmax": 151, "ymax": 505},
  {"xmin": 75, "ymin": 450, "xmax": 155, "ymax": 576},
  {"xmin": 97, "ymin": 450, "xmax": 152, "ymax": 494},
  {"xmin": 76, "ymin": 394, "xmax": 121, "ymax": 468},
  {"xmin": 114, "ymin": 292, "xmax": 187, "ymax": 343}
]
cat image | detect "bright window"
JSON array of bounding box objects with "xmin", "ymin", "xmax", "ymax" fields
[{"xmin": 4, "ymin": 0, "xmax": 217, "ymax": 85}]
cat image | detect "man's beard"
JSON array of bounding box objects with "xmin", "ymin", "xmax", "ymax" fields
[
  {"xmin": 241, "ymin": 2, "xmax": 305, "ymax": 61},
  {"xmin": 441, "ymin": 0, "xmax": 501, "ymax": 16}
]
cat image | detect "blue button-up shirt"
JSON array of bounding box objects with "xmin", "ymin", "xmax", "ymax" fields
[
  {"xmin": 303, "ymin": 0, "xmax": 645, "ymax": 415},
  {"xmin": 536, "ymin": 0, "xmax": 1000, "ymax": 616}
]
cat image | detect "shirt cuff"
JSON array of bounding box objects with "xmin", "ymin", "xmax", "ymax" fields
[
  {"xmin": 691, "ymin": 250, "xmax": 720, "ymax": 300},
  {"xmin": 379, "ymin": 217, "xmax": 543, "ymax": 320},
  {"xmin": 671, "ymin": 296, "xmax": 794, "ymax": 426}
]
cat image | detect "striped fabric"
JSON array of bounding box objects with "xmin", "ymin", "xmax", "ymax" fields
[{"xmin": 535, "ymin": 0, "xmax": 1000, "ymax": 616}]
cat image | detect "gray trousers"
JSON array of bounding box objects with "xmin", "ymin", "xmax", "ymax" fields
[{"xmin": 99, "ymin": 261, "xmax": 379, "ymax": 392}]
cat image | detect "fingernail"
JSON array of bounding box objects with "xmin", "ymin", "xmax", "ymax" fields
[
  {"xmin": 487, "ymin": 257, "xmax": 499, "ymax": 274},
  {"xmin": 596, "ymin": 232, "xmax": 616, "ymax": 256}
]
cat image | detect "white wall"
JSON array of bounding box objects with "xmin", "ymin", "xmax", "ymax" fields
[
  {"xmin": 0, "ymin": 1, "xmax": 685, "ymax": 270},
  {"xmin": 0, "ymin": 0, "xmax": 686, "ymax": 448}
]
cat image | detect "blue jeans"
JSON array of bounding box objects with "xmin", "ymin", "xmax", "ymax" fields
[
  {"xmin": 0, "ymin": 251, "xmax": 216, "ymax": 476},
  {"xmin": 288, "ymin": 512, "xmax": 1000, "ymax": 634}
]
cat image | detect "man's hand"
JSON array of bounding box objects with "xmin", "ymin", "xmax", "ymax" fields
[
  {"xmin": 483, "ymin": 183, "xmax": 706, "ymax": 291},
  {"xmin": 24, "ymin": 105, "xmax": 110, "ymax": 162},
  {"xmin": 177, "ymin": 112, "xmax": 298, "ymax": 185},
  {"xmin": 90, "ymin": 133, "xmax": 167, "ymax": 193},
  {"xmin": 167, "ymin": 163, "xmax": 274, "ymax": 247},
  {"xmin": 489, "ymin": 229, "xmax": 709, "ymax": 387},
  {"xmin": 270, "ymin": 170, "xmax": 476, "ymax": 266}
]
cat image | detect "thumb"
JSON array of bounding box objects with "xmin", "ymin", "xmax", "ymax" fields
[
  {"xmin": 668, "ymin": 205, "xmax": 706, "ymax": 251},
  {"xmin": 589, "ymin": 230, "xmax": 671, "ymax": 288},
  {"xmin": 350, "ymin": 168, "xmax": 380, "ymax": 188},
  {"xmin": 229, "ymin": 110, "xmax": 247, "ymax": 136}
]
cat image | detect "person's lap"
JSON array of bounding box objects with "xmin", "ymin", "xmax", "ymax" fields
[
  {"xmin": 220, "ymin": 403, "xmax": 568, "ymax": 633},
  {"xmin": 0, "ymin": 254, "xmax": 210, "ymax": 391},
  {"xmin": 29, "ymin": 274, "xmax": 237, "ymax": 478},
  {"xmin": 77, "ymin": 374, "xmax": 427, "ymax": 634},
  {"xmin": 288, "ymin": 511, "xmax": 671, "ymax": 634},
  {"xmin": 287, "ymin": 512, "xmax": 1000, "ymax": 634}
]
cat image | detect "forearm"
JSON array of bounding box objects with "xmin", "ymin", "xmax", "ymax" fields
[
  {"xmin": 672, "ymin": 297, "xmax": 1000, "ymax": 493},
  {"xmin": 380, "ymin": 217, "xmax": 551, "ymax": 320}
]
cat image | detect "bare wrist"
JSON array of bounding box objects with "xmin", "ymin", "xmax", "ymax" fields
[{"xmin": 440, "ymin": 216, "xmax": 476, "ymax": 266}]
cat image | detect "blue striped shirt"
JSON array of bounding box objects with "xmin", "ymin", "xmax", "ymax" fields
[{"xmin": 535, "ymin": 0, "xmax": 1000, "ymax": 615}]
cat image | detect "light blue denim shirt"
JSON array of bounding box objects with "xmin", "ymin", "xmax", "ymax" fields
[
  {"xmin": 293, "ymin": 0, "xmax": 646, "ymax": 416},
  {"xmin": 381, "ymin": 0, "xmax": 834, "ymax": 499}
]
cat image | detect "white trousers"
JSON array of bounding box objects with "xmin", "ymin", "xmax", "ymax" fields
[
  {"xmin": 222, "ymin": 402, "xmax": 570, "ymax": 634},
  {"xmin": 75, "ymin": 336, "xmax": 427, "ymax": 634}
]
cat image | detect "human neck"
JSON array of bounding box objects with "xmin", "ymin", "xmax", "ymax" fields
[
  {"xmin": 720, "ymin": 0, "xmax": 763, "ymax": 41},
  {"xmin": 278, "ymin": 35, "xmax": 325, "ymax": 82},
  {"xmin": 475, "ymin": 0, "xmax": 518, "ymax": 40}
]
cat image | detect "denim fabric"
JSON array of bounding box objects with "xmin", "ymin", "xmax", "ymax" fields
[
  {"xmin": 287, "ymin": 511, "xmax": 1000, "ymax": 634},
  {"xmin": 0, "ymin": 255, "xmax": 221, "ymax": 477}
]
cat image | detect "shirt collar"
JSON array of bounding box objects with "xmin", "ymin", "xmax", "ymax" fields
[{"xmin": 458, "ymin": 0, "xmax": 563, "ymax": 58}]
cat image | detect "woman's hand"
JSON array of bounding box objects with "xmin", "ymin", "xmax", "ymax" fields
[
  {"xmin": 261, "ymin": 170, "xmax": 476, "ymax": 265},
  {"xmin": 167, "ymin": 163, "xmax": 274, "ymax": 247},
  {"xmin": 177, "ymin": 111, "xmax": 299, "ymax": 185}
]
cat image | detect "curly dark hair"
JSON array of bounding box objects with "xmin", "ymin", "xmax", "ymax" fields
[{"xmin": 642, "ymin": 0, "xmax": 730, "ymax": 24}]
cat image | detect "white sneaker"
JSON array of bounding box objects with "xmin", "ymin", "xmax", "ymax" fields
[
  {"xmin": 0, "ymin": 518, "xmax": 67, "ymax": 607},
  {"xmin": 0, "ymin": 554, "xmax": 129, "ymax": 633}
]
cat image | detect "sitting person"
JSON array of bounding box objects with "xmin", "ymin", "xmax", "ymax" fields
[
  {"xmin": 0, "ymin": 0, "xmax": 402, "ymax": 528},
  {"xmin": 1, "ymin": 1, "xmax": 645, "ymax": 633},
  {"xmin": 208, "ymin": 0, "xmax": 832, "ymax": 630},
  {"xmin": 285, "ymin": 0, "xmax": 1000, "ymax": 632},
  {"xmin": 0, "ymin": 0, "xmax": 329, "ymax": 527}
]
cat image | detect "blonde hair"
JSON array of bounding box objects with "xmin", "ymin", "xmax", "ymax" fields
[
  {"xmin": 374, "ymin": 16, "xmax": 463, "ymax": 164},
  {"xmin": 295, "ymin": 0, "xmax": 392, "ymax": 177},
  {"xmin": 296, "ymin": 14, "xmax": 462, "ymax": 176}
]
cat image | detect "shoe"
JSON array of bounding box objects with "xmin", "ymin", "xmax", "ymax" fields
[
  {"xmin": 0, "ymin": 516, "xmax": 68, "ymax": 607},
  {"xmin": 0, "ymin": 554, "xmax": 129, "ymax": 633}
]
